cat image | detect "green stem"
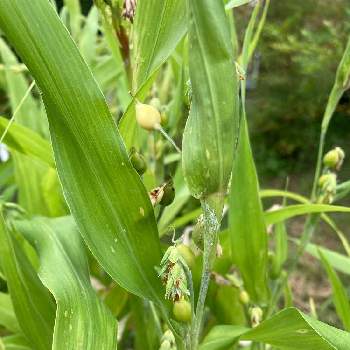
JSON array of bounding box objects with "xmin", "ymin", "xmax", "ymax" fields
[{"xmin": 191, "ymin": 194, "xmax": 223, "ymax": 350}]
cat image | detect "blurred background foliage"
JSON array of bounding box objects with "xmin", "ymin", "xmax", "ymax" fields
[{"xmin": 243, "ymin": 0, "xmax": 350, "ymax": 178}]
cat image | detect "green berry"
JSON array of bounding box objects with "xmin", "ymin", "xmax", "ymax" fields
[
  {"xmin": 173, "ymin": 299, "xmax": 191, "ymax": 323},
  {"xmin": 129, "ymin": 148, "xmax": 147, "ymax": 175},
  {"xmin": 239, "ymin": 290, "xmax": 250, "ymax": 305}
]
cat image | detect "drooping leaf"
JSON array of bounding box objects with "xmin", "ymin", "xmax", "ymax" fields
[
  {"xmin": 15, "ymin": 216, "xmax": 117, "ymax": 350},
  {"xmin": 293, "ymin": 239, "xmax": 350, "ymax": 276},
  {"xmin": 0, "ymin": 0, "xmax": 166, "ymax": 306},
  {"xmin": 319, "ymin": 251, "xmax": 350, "ymax": 331},
  {"xmin": 265, "ymin": 204, "xmax": 350, "ymax": 226},
  {"xmin": 242, "ymin": 307, "xmax": 350, "ymax": 349},
  {"xmin": 200, "ymin": 308, "xmax": 350, "ymax": 349},
  {"xmin": 0, "ymin": 117, "xmax": 54, "ymax": 168},
  {"xmin": 0, "ymin": 211, "xmax": 55, "ymax": 350}
]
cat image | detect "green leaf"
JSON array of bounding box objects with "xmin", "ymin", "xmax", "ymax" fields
[
  {"xmin": 0, "ymin": 211, "xmax": 55, "ymax": 350},
  {"xmin": 242, "ymin": 307, "xmax": 350, "ymax": 349},
  {"xmin": 0, "ymin": 117, "xmax": 55, "ymax": 168},
  {"xmin": 321, "ymin": 36, "xmax": 350, "ymax": 134},
  {"xmin": 199, "ymin": 325, "xmax": 248, "ymax": 350},
  {"xmin": 0, "ymin": 0, "xmax": 166, "ymax": 305},
  {"xmin": 229, "ymin": 119, "xmax": 269, "ymax": 303},
  {"xmin": 0, "ymin": 292, "xmax": 20, "ymax": 333},
  {"xmin": 132, "ymin": 0, "xmax": 186, "ymax": 90},
  {"xmin": 319, "ymin": 250, "xmax": 350, "ymax": 331},
  {"xmin": 182, "ymin": 0, "xmax": 238, "ymax": 198},
  {"xmin": 0, "ymin": 37, "xmax": 52, "ymax": 216},
  {"xmin": 228, "ymin": 1, "xmax": 269, "ymax": 303},
  {"xmin": 265, "ymin": 204, "xmax": 350, "ymax": 226},
  {"xmin": 78, "ymin": 6, "xmax": 99, "ymax": 66},
  {"xmin": 15, "ymin": 216, "xmax": 117, "ymax": 350},
  {"xmin": 63, "ymin": 0, "xmax": 81, "ymax": 38},
  {"xmin": 1, "ymin": 334, "xmax": 32, "ymax": 350},
  {"xmin": 296, "ymin": 240, "xmax": 350, "ymax": 276},
  {"xmin": 119, "ymin": 0, "xmax": 186, "ymax": 149}
]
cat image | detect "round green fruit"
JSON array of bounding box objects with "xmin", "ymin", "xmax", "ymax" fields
[{"xmin": 173, "ymin": 299, "xmax": 191, "ymax": 323}]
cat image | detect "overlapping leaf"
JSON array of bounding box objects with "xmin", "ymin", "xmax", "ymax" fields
[
  {"xmin": 0, "ymin": 211, "xmax": 55, "ymax": 350},
  {"xmin": 15, "ymin": 216, "xmax": 117, "ymax": 350},
  {"xmin": 0, "ymin": 0, "xmax": 165, "ymax": 306}
]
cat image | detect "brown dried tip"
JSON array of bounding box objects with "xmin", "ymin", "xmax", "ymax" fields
[{"xmin": 122, "ymin": 0, "xmax": 137, "ymax": 22}]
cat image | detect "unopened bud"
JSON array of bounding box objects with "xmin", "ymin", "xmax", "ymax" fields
[
  {"xmin": 323, "ymin": 147, "xmax": 345, "ymax": 170},
  {"xmin": 239, "ymin": 290, "xmax": 250, "ymax": 305},
  {"xmin": 250, "ymin": 306, "xmax": 263, "ymax": 327}
]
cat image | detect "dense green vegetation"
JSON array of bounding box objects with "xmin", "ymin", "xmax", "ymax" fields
[{"xmin": 0, "ymin": 1, "xmax": 350, "ymax": 349}]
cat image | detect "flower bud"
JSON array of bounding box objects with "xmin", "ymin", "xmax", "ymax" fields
[
  {"xmin": 177, "ymin": 244, "xmax": 195, "ymax": 269},
  {"xmin": 173, "ymin": 299, "xmax": 192, "ymax": 323},
  {"xmin": 239, "ymin": 290, "xmax": 250, "ymax": 305},
  {"xmin": 323, "ymin": 147, "xmax": 345, "ymax": 170},
  {"xmin": 159, "ymin": 180, "xmax": 175, "ymax": 206},
  {"xmin": 317, "ymin": 173, "xmax": 337, "ymax": 203},
  {"xmin": 250, "ymin": 306, "xmax": 263, "ymax": 327},
  {"xmin": 129, "ymin": 147, "xmax": 147, "ymax": 175},
  {"xmin": 136, "ymin": 102, "xmax": 161, "ymax": 131}
]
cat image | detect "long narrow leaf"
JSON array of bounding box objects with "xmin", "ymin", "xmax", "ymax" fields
[
  {"xmin": 265, "ymin": 204, "xmax": 350, "ymax": 226},
  {"xmin": 319, "ymin": 251, "xmax": 350, "ymax": 331},
  {"xmin": 0, "ymin": 0, "xmax": 166, "ymax": 305},
  {"xmin": 0, "ymin": 117, "xmax": 54, "ymax": 168}
]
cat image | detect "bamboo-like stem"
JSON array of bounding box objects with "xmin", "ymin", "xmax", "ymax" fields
[{"xmin": 191, "ymin": 194, "xmax": 224, "ymax": 350}]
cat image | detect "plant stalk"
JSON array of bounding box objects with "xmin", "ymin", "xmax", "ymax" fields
[{"xmin": 191, "ymin": 194, "xmax": 223, "ymax": 349}]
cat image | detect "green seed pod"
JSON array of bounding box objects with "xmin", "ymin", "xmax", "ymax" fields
[
  {"xmin": 136, "ymin": 102, "xmax": 161, "ymax": 131},
  {"xmin": 129, "ymin": 147, "xmax": 147, "ymax": 175},
  {"xmin": 177, "ymin": 244, "xmax": 195, "ymax": 269},
  {"xmin": 159, "ymin": 180, "xmax": 175, "ymax": 206},
  {"xmin": 239, "ymin": 290, "xmax": 250, "ymax": 305},
  {"xmin": 173, "ymin": 299, "xmax": 192, "ymax": 323}
]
